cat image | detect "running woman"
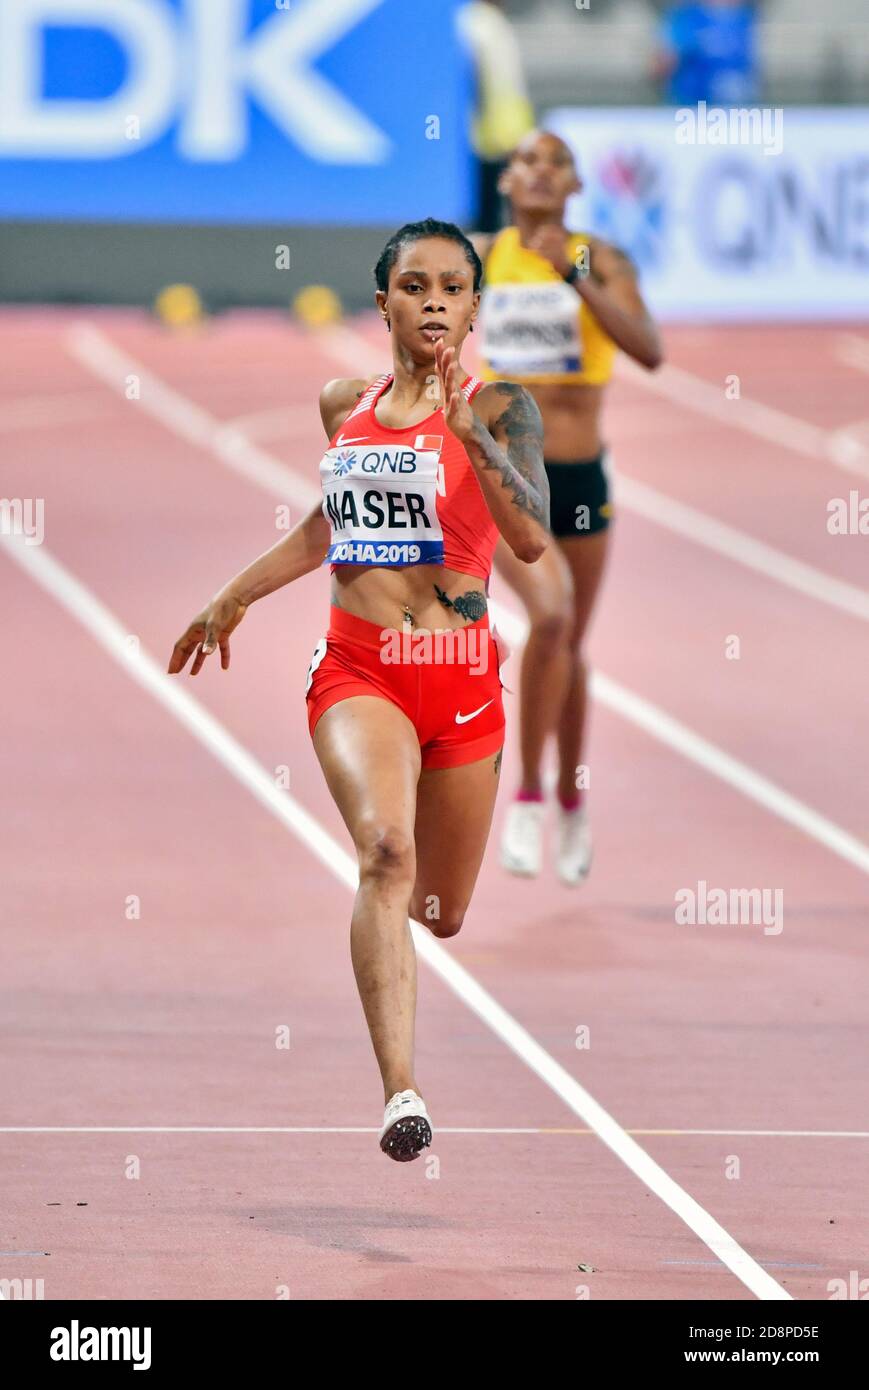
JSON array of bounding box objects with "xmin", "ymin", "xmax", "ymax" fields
[
  {"xmin": 168, "ymin": 220, "xmax": 549, "ymax": 1162},
  {"xmin": 471, "ymin": 131, "xmax": 663, "ymax": 884}
]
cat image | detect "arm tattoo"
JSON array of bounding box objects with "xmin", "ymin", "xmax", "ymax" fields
[
  {"xmin": 433, "ymin": 584, "xmax": 487, "ymax": 622},
  {"xmin": 466, "ymin": 383, "xmax": 548, "ymax": 526}
]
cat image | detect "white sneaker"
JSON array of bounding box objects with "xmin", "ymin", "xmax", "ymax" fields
[
  {"xmin": 500, "ymin": 799, "xmax": 545, "ymax": 877},
  {"xmin": 378, "ymin": 1089, "xmax": 432, "ymax": 1162},
  {"xmin": 556, "ymin": 805, "xmax": 593, "ymax": 885}
]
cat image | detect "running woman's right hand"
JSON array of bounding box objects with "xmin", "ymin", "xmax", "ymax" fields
[{"xmin": 168, "ymin": 591, "xmax": 247, "ymax": 675}]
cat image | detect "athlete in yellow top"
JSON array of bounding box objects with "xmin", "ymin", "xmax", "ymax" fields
[{"xmin": 472, "ymin": 130, "xmax": 663, "ymax": 884}]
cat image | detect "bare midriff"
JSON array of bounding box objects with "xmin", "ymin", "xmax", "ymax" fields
[
  {"xmin": 332, "ymin": 563, "xmax": 487, "ymax": 632},
  {"xmin": 516, "ymin": 380, "xmax": 606, "ymax": 462}
]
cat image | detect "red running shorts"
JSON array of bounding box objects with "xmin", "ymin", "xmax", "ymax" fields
[{"xmin": 305, "ymin": 605, "xmax": 506, "ymax": 770}]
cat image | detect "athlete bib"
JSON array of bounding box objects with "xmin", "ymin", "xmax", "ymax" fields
[
  {"xmin": 479, "ymin": 281, "xmax": 582, "ymax": 376},
  {"xmin": 320, "ymin": 438, "xmax": 445, "ymax": 567}
]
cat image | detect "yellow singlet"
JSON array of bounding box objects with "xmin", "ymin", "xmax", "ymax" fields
[{"xmin": 479, "ymin": 227, "xmax": 616, "ymax": 386}]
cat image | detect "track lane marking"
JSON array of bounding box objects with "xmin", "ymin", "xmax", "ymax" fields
[
  {"xmin": 68, "ymin": 320, "xmax": 869, "ymax": 623},
  {"xmin": 614, "ymin": 475, "xmax": 869, "ymax": 622},
  {"xmin": 835, "ymin": 333, "xmax": 869, "ymax": 376},
  {"xmin": 1, "ymin": 530, "xmax": 789, "ymax": 1301},
  {"xmin": 315, "ymin": 320, "xmax": 869, "ymax": 607},
  {"xmin": 617, "ymin": 354, "xmax": 869, "ymax": 482},
  {"xmin": 313, "ymin": 316, "xmax": 869, "ymax": 486},
  {"xmin": 220, "ymin": 404, "xmax": 316, "ymax": 443},
  {"xmin": 63, "ymin": 321, "xmax": 869, "ymax": 876},
  {"xmin": 2, "ymin": 1127, "xmax": 866, "ymax": 1138},
  {"xmin": 0, "ymin": 388, "xmax": 115, "ymax": 434},
  {"xmin": 67, "ymin": 323, "xmax": 316, "ymax": 509}
]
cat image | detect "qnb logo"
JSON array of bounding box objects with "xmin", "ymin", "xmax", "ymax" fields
[
  {"xmin": 0, "ymin": 0, "xmax": 391, "ymax": 163},
  {"xmin": 50, "ymin": 1321, "xmax": 152, "ymax": 1371},
  {"xmin": 358, "ymin": 449, "xmax": 421, "ymax": 475},
  {"xmin": 590, "ymin": 150, "xmax": 665, "ymax": 269},
  {"xmin": 332, "ymin": 449, "xmax": 357, "ymax": 476}
]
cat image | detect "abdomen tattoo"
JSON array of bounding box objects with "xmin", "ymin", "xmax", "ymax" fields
[{"xmin": 434, "ymin": 584, "xmax": 487, "ymax": 622}]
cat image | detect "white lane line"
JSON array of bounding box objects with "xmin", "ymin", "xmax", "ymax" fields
[
  {"xmin": 2, "ymin": 1127, "xmax": 866, "ymax": 1138},
  {"xmin": 0, "ymin": 389, "xmax": 114, "ymax": 435},
  {"xmin": 633, "ymin": 1130, "xmax": 869, "ymax": 1139},
  {"xmin": 316, "ymin": 317, "xmax": 869, "ymax": 483},
  {"xmin": 67, "ymin": 323, "xmax": 316, "ymax": 511},
  {"xmin": 0, "ymin": 1126, "xmax": 537, "ymax": 1135},
  {"xmin": 817, "ymin": 425, "xmax": 869, "ymax": 478},
  {"xmin": 1, "ymin": 533, "xmax": 789, "ymax": 1301},
  {"xmin": 221, "ymin": 404, "xmax": 317, "ymax": 443},
  {"xmin": 618, "ymin": 354, "xmax": 869, "ymax": 483},
  {"xmin": 315, "ymin": 322, "xmax": 389, "ymax": 378},
  {"xmin": 618, "ymin": 357, "xmax": 826, "ymax": 459},
  {"xmin": 312, "ymin": 319, "xmax": 869, "ymax": 615},
  {"xmin": 64, "ymin": 320, "xmax": 869, "ymax": 877},
  {"xmin": 492, "ymin": 586, "xmax": 869, "ymax": 878},
  {"xmin": 835, "ymin": 333, "xmax": 869, "ymax": 376},
  {"xmin": 587, "ymin": 661, "xmax": 869, "ymax": 876},
  {"xmin": 617, "ymin": 475, "xmax": 869, "ymax": 623}
]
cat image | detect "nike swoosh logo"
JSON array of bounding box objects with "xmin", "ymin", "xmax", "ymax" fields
[
  {"xmin": 455, "ymin": 700, "xmax": 494, "ymax": 725},
  {"xmin": 335, "ymin": 433, "xmax": 367, "ymax": 445}
]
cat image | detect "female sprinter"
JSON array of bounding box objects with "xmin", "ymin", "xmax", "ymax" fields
[
  {"xmin": 472, "ymin": 130, "xmax": 663, "ymax": 885},
  {"xmin": 168, "ymin": 220, "xmax": 549, "ymax": 1163}
]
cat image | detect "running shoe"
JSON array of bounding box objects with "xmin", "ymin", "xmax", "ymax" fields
[
  {"xmin": 556, "ymin": 804, "xmax": 593, "ymax": 885},
  {"xmin": 500, "ymin": 799, "xmax": 545, "ymax": 877},
  {"xmin": 379, "ymin": 1089, "xmax": 432, "ymax": 1162}
]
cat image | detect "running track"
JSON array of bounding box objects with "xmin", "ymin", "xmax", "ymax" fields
[{"xmin": 1, "ymin": 309, "xmax": 867, "ymax": 1301}]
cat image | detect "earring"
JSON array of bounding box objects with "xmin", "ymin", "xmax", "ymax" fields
[
  {"xmin": 470, "ymin": 322, "xmax": 475, "ymax": 333},
  {"xmin": 385, "ymin": 318, "xmax": 391, "ymax": 333}
]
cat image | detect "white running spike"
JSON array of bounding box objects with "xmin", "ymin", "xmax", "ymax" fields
[
  {"xmin": 379, "ymin": 1090, "xmax": 432, "ymax": 1162},
  {"xmin": 500, "ymin": 800, "xmax": 545, "ymax": 877},
  {"xmin": 556, "ymin": 805, "xmax": 593, "ymax": 886}
]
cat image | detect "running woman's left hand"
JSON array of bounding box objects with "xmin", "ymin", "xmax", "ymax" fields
[
  {"xmin": 527, "ymin": 223, "xmax": 573, "ymax": 279},
  {"xmin": 434, "ymin": 340, "xmax": 475, "ymax": 442}
]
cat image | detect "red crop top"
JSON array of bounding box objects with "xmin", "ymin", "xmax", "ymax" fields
[{"xmin": 319, "ymin": 372, "xmax": 499, "ymax": 582}]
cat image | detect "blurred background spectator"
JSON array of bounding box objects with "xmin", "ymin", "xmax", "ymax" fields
[
  {"xmin": 496, "ymin": 0, "xmax": 867, "ymax": 107},
  {"xmin": 458, "ymin": 0, "xmax": 535, "ymax": 230},
  {"xmin": 652, "ymin": 0, "xmax": 759, "ymax": 106}
]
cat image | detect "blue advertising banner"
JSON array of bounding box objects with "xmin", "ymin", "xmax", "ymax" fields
[{"xmin": 0, "ymin": 0, "xmax": 475, "ymax": 223}]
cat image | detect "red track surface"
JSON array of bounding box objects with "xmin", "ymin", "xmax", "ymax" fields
[{"xmin": 1, "ymin": 308, "xmax": 867, "ymax": 1301}]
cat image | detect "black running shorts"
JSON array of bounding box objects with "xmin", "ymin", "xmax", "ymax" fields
[{"xmin": 544, "ymin": 452, "xmax": 612, "ymax": 538}]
